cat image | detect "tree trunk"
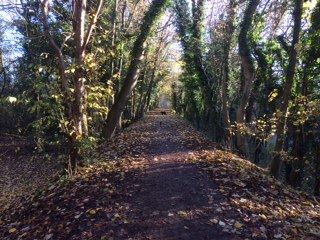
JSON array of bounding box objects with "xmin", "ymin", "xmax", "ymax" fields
[
  {"xmin": 145, "ymin": 75, "xmax": 155, "ymax": 111},
  {"xmin": 221, "ymin": 0, "xmax": 236, "ymax": 148},
  {"xmin": 136, "ymin": 53, "xmax": 150, "ymax": 119},
  {"xmin": 236, "ymin": 0, "xmax": 260, "ymax": 155},
  {"xmin": 0, "ymin": 50, "xmax": 8, "ymax": 96},
  {"xmin": 41, "ymin": 0, "xmax": 70, "ymax": 114},
  {"xmin": 73, "ymin": 0, "xmax": 86, "ymax": 125},
  {"xmin": 143, "ymin": 42, "xmax": 163, "ymax": 115},
  {"xmin": 137, "ymin": 81, "xmax": 152, "ymax": 119},
  {"xmin": 104, "ymin": 0, "xmax": 169, "ymax": 139},
  {"xmin": 252, "ymin": 43, "xmax": 274, "ymax": 116},
  {"xmin": 110, "ymin": 0, "xmax": 118, "ymax": 80},
  {"xmin": 314, "ymin": 142, "xmax": 320, "ymax": 196},
  {"xmin": 270, "ymin": 0, "xmax": 303, "ymax": 177},
  {"xmin": 41, "ymin": 0, "xmax": 103, "ymax": 172},
  {"xmin": 191, "ymin": 0, "xmax": 213, "ymax": 115},
  {"xmin": 287, "ymin": 2, "xmax": 320, "ymax": 185},
  {"xmin": 131, "ymin": 91, "xmax": 136, "ymax": 120},
  {"xmin": 288, "ymin": 124, "xmax": 305, "ymax": 187},
  {"xmin": 175, "ymin": 0, "xmax": 213, "ymax": 116},
  {"xmin": 68, "ymin": 0, "xmax": 88, "ymax": 170},
  {"xmin": 221, "ymin": 62, "xmax": 231, "ymax": 146}
]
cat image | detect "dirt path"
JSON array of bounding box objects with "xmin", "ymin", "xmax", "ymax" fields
[
  {"xmin": 120, "ymin": 113, "xmax": 231, "ymax": 239},
  {"xmin": 1, "ymin": 111, "xmax": 320, "ymax": 239}
]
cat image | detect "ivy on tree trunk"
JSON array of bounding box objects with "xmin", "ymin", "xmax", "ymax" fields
[{"xmin": 103, "ymin": 0, "xmax": 170, "ymax": 140}]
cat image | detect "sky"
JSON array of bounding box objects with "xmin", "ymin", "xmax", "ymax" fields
[
  {"xmin": 0, "ymin": 0, "xmax": 24, "ymax": 66},
  {"xmin": 0, "ymin": 0, "xmax": 318, "ymax": 69}
]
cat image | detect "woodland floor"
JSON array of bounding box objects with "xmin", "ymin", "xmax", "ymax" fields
[
  {"xmin": 0, "ymin": 134, "xmax": 62, "ymax": 212},
  {"xmin": 1, "ymin": 110, "xmax": 320, "ymax": 239}
]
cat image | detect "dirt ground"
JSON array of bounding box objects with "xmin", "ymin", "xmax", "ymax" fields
[
  {"xmin": 0, "ymin": 111, "xmax": 319, "ymax": 239},
  {"xmin": 0, "ymin": 134, "xmax": 61, "ymax": 211}
]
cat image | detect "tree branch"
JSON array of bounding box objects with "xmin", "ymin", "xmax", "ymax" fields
[
  {"xmin": 40, "ymin": 0, "xmax": 68, "ymax": 97},
  {"xmin": 277, "ymin": 35, "xmax": 290, "ymax": 54},
  {"xmin": 82, "ymin": 0, "xmax": 104, "ymax": 52}
]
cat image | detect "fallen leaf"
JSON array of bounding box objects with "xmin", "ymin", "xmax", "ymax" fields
[
  {"xmin": 219, "ymin": 221, "xmax": 226, "ymax": 227},
  {"xmin": 274, "ymin": 234, "xmax": 282, "ymax": 239},
  {"xmin": 234, "ymin": 221, "xmax": 243, "ymax": 229},
  {"xmin": 9, "ymin": 228, "xmax": 17, "ymax": 233},
  {"xmin": 178, "ymin": 211, "xmax": 188, "ymax": 218},
  {"xmin": 45, "ymin": 233, "xmax": 53, "ymax": 240},
  {"xmin": 89, "ymin": 209, "xmax": 96, "ymax": 215},
  {"xmin": 209, "ymin": 218, "xmax": 219, "ymax": 224},
  {"xmin": 259, "ymin": 214, "xmax": 267, "ymax": 220}
]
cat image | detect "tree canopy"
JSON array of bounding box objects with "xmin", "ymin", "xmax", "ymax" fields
[{"xmin": 0, "ymin": 0, "xmax": 320, "ymax": 225}]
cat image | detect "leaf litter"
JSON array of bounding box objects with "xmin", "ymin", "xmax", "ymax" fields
[{"xmin": 0, "ymin": 111, "xmax": 319, "ymax": 239}]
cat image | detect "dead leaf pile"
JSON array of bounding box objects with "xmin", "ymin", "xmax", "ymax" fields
[
  {"xmin": 1, "ymin": 112, "xmax": 320, "ymax": 239},
  {"xmin": 188, "ymin": 150, "xmax": 320, "ymax": 239},
  {"xmin": 0, "ymin": 157, "xmax": 145, "ymax": 239}
]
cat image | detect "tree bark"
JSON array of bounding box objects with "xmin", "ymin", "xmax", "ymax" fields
[
  {"xmin": 41, "ymin": 0, "xmax": 70, "ymax": 110},
  {"xmin": 140, "ymin": 39, "xmax": 164, "ymax": 118},
  {"xmin": 104, "ymin": 0, "xmax": 169, "ymax": 139},
  {"xmin": 288, "ymin": 124, "xmax": 305, "ymax": 187},
  {"xmin": 288, "ymin": 1, "xmax": 320, "ymax": 186},
  {"xmin": 314, "ymin": 150, "xmax": 320, "ymax": 196},
  {"xmin": 221, "ymin": 0, "xmax": 236, "ymax": 148},
  {"xmin": 0, "ymin": 50, "xmax": 8, "ymax": 96},
  {"xmin": 174, "ymin": 0, "xmax": 213, "ymax": 127},
  {"xmin": 236, "ymin": 0, "xmax": 260, "ymax": 155},
  {"xmin": 72, "ymin": 0, "xmax": 87, "ymax": 138},
  {"xmin": 191, "ymin": 0, "xmax": 213, "ymax": 114},
  {"xmin": 136, "ymin": 56, "xmax": 150, "ymax": 119},
  {"xmin": 109, "ymin": 0, "xmax": 118, "ymax": 81},
  {"xmin": 145, "ymin": 71, "xmax": 156, "ymax": 111},
  {"xmin": 270, "ymin": 0, "xmax": 303, "ymax": 177},
  {"xmin": 41, "ymin": 0, "xmax": 103, "ymax": 172}
]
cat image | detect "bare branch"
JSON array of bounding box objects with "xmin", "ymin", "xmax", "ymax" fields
[
  {"xmin": 82, "ymin": 0, "xmax": 104, "ymax": 52},
  {"xmin": 40, "ymin": 0, "xmax": 68, "ymax": 95}
]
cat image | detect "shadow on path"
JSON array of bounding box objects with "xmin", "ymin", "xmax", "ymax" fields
[{"xmin": 116, "ymin": 112, "xmax": 232, "ymax": 239}]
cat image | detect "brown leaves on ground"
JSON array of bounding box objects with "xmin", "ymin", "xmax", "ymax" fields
[
  {"xmin": 0, "ymin": 157, "xmax": 145, "ymax": 239},
  {"xmin": 188, "ymin": 150, "xmax": 320, "ymax": 239},
  {"xmin": 0, "ymin": 112, "xmax": 320, "ymax": 239},
  {"xmin": 0, "ymin": 134, "xmax": 62, "ymax": 212},
  {"xmin": 0, "ymin": 121, "xmax": 150, "ymax": 239}
]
